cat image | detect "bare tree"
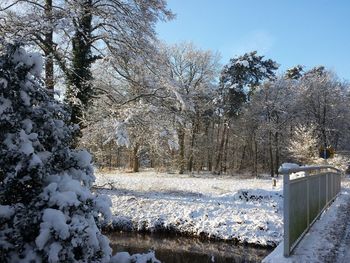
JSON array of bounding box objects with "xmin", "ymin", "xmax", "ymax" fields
[
  {"xmin": 0, "ymin": 0, "xmax": 173, "ymax": 128},
  {"xmin": 165, "ymin": 42, "xmax": 220, "ymax": 173}
]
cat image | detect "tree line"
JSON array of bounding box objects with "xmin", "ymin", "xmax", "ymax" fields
[
  {"xmin": 1, "ymin": 1, "xmax": 349, "ymax": 176},
  {"xmin": 80, "ymin": 45, "xmax": 350, "ymax": 176}
]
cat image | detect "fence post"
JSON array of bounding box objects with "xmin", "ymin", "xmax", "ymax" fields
[
  {"xmin": 326, "ymin": 173, "xmax": 329, "ymax": 204},
  {"xmin": 283, "ymin": 172, "xmax": 290, "ymax": 257}
]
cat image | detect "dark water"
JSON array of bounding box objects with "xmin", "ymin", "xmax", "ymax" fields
[{"xmin": 107, "ymin": 232, "xmax": 272, "ymax": 263}]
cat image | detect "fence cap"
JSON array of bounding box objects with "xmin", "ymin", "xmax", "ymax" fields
[{"xmin": 278, "ymin": 164, "xmax": 341, "ymax": 175}]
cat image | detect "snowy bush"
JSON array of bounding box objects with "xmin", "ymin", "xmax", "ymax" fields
[
  {"xmin": 0, "ymin": 44, "xmax": 112, "ymax": 262},
  {"xmin": 287, "ymin": 124, "xmax": 318, "ymax": 164}
]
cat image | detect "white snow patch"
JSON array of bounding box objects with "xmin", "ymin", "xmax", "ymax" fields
[
  {"xmin": 29, "ymin": 154, "xmax": 43, "ymax": 168},
  {"xmin": 46, "ymin": 174, "xmax": 92, "ymax": 202},
  {"xmin": 111, "ymin": 252, "xmax": 131, "ymax": 263},
  {"xmin": 49, "ymin": 191, "xmax": 80, "ymax": 209},
  {"xmin": 20, "ymin": 90, "xmax": 31, "ymax": 106},
  {"xmin": 0, "ymin": 205, "xmax": 14, "ymax": 219},
  {"xmin": 0, "ymin": 97, "xmax": 12, "ymax": 116},
  {"xmin": 19, "ymin": 129, "xmax": 34, "ymax": 155},
  {"xmin": 0, "ymin": 78, "xmax": 8, "ymax": 88},
  {"xmin": 114, "ymin": 121, "xmax": 130, "ymax": 147},
  {"xmin": 279, "ymin": 163, "xmax": 305, "ymax": 179},
  {"xmin": 73, "ymin": 149, "xmax": 92, "ymax": 168},
  {"xmin": 95, "ymin": 194, "xmax": 113, "ymax": 221},
  {"xmin": 280, "ymin": 163, "xmax": 300, "ymax": 170},
  {"xmin": 48, "ymin": 242, "xmax": 62, "ymax": 263},
  {"xmin": 111, "ymin": 250, "xmax": 160, "ymax": 263},
  {"xmin": 236, "ymin": 60, "xmax": 249, "ymax": 67},
  {"xmin": 21, "ymin": 119, "xmax": 33, "ymax": 133},
  {"xmin": 12, "ymin": 48, "xmax": 43, "ymax": 77},
  {"xmin": 37, "ymin": 151, "xmax": 52, "ymax": 163},
  {"xmin": 3, "ymin": 134, "xmax": 16, "ymax": 150},
  {"xmin": 42, "ymin": 208, "xmax": 69, "ymax": 239},
  {"xmin": 36, "ymin": 227, "xmax": 51, "ymax": 250}
]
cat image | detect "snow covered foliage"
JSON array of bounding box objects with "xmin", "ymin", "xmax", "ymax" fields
[
  {"xmin": 0, "ymin": 44, "xmax": 112, "ymax": 262},
  {"xmin": 287, "ymin": 124, "xmax": 318, "ymax": 163},
  {"xmin": 80, "ymin": 43, "xmax": 220, "ymax": 172},
  {"xmin": 111, "ymin": 251, "xmax": 160, "ymax": 263},
  {"xmin": 0, "ymin": 0, "xmax": 174, "ymax": 123},
  {"xmin": 220, "ymin": 51, "xmax": 279, "ymax": 116},
  {"xmin": 284, "ymin": 65, "xmax": 304, "ymax": 80}
]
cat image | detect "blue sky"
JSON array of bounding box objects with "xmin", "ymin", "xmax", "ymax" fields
[{"xmin": 156, "ymin": 0, "xmax": 350, "ymax": 80}]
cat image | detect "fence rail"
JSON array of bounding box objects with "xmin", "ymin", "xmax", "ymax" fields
[{"xmin": 280, "ymin": 165, "xmax": 342, "ymax": 257}]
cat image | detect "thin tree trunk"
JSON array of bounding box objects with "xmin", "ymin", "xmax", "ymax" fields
[
  {"xmin": 44, "ymin": 0, "xmax": 54, "ymax": 92},
  {"xmin": 215, "ymin": 123, "xmax": 227, "ymax": 174},
  {"xmin": 116, "ymin": 148, "xmax": 120, "ymax": 168},
  {"xmin": 178, "ymin": 127, "xmax": 185, "ymax": 174},
  {"xmin": 239, "ymin": 144, "xmax": 247, "ymax": 171},
  {"xmin": 99, "ymin": 135, "xmax": 104, "ymax": 169},
  {"xmin": 205, "ymin": 122, "xmax": 212, "ymax": 171},
  {"xmin": 128, "ymin": 150, "xmax": 133, "ymax": 170},
  {"xmin": 187, "ymin": 119, "xmax": 197, "ymax": 172},
  {"xmin": 322, "ymin": 102, "xmax": 327, "ymax": 150},
  {"xmin": 150, "ymin": 157, "xmax": 154, "ymax": 168},
  {"xmin": 223, "ymin": 130, "xmax": 229, "ymax": 173},
  {"xmin": 274, "ymin": 132, "xmax": 280, "ymax": 176},
  {"xmin": 254, "ymin": 137, "xmax": 258, "ymax": 178},
  {"xmin": 132, "ymin": 144, "xmax": 139, "ymax": 173},
  {"xmin": 108, "ymin": 142, "xmax": 112, "ymax": 171},
  {"xmin": 208, "ymin": 120, "xmax": 215, "ymax": 172},
  {"xmin": 269, "ymin": 130, "xmax": 275, "ymax": 177},
  {"xmin": 230, "ymin": 145, "xmax": 236, "ymax": 172}
]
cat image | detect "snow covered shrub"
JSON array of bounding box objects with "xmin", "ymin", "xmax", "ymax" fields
[
  {"xmin": 0, "ymin": 44, "xmax": 112, "ymax": 262},
  {"xmin": 287, "ymin": 124, "xmax": 318, "ymax": 164}
]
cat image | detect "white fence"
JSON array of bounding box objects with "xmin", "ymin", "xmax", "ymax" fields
[{"xmin": 279, "ymin": 165, "xmax": 342, "ymax": 256}]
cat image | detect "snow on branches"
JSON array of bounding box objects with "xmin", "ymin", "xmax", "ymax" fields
[{"xmin": 0, "ymin": 44, "xmax": 112, "ymax": 262}]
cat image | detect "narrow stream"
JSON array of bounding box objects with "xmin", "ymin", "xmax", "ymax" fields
[{"xmin": 107, "ymin": 231, "xmax": 272, "ymax": 263}]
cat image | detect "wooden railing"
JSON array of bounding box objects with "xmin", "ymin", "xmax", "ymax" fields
[{"xmin": 279, "ymin": 165, "xmax": 341, "ymax": 256}]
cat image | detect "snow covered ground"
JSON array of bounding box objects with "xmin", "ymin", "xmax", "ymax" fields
[
  {"xmin": 263, "ymin": 179, "xmax": 350, "ymax": 263},
  {"xmin": 94, "ymin": 170, "xmax": 284, "ymax": 247}
]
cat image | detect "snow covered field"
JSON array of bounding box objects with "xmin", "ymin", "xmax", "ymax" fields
[{"xmin": 94, "ymin": 170, "xmax": 283, "ymax": 247}]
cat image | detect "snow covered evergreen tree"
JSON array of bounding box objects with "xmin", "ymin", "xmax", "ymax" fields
[
  {"xmin": 220, "ymin": 51, "xmax": 279, "ymax": 116},
  {"xmin": 0, "ymin": 44, "xmax": 112, "ymax": 262},
  {"xmin": 285, "ymin": 65, "xmax": 304, "ymax": 80}
]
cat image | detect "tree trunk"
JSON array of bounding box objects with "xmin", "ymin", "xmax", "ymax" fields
[
  {"xmin": 116, "ymin": 148, "xmax": 120, "ymax": 168},
  {"xmin": 239, "ymin": 144, "xmax": 247, "ymax": 171},
  {"xmin": 178, "ymin": 127, "xmax": 185, "ymax": 174},
  {"xmin": 322, "ymin": 102, "xmax": 327, "ymax": 150},
  {"xmin": 254, "ymin": 137, "xmax": 258, "ymax": 178},
  {"xmin": 207, "ymin": 120, "xmax": 215, "ymax": 172},
  {"xmin": 44, "ymin": 0, "xmax": 54, "ymax": 92},
  {"xmin": 274, "ymin": 132, "xmax": 280, "ymax": 176},
  {"xmin": 132, "ymin": 144, "xmax": 139, "ymax": 173},
  {"xmin": 214, "ymin": 122, "xmax": 227, "ymax": 174},
  {"xmin": 223, "ymin": 130, "xmax": 229, "ymax": 173},
  {"xmin": 187, "ymin": 120, "xmax": 197, "ymax": 172},
  {"xmin": 128, "ymin": 151, "xmax": 133, "ymax": 170},
  {"xmin": 269, "ymin": 130, "xmax": 275, "ymax": 177},
  {"xmin": 108, "ymin": 142, "xmax": 112, "ymax": 171},
  {"xmin": 66, "ymin": 0, "xmax": 94, "ymax": 129}
]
